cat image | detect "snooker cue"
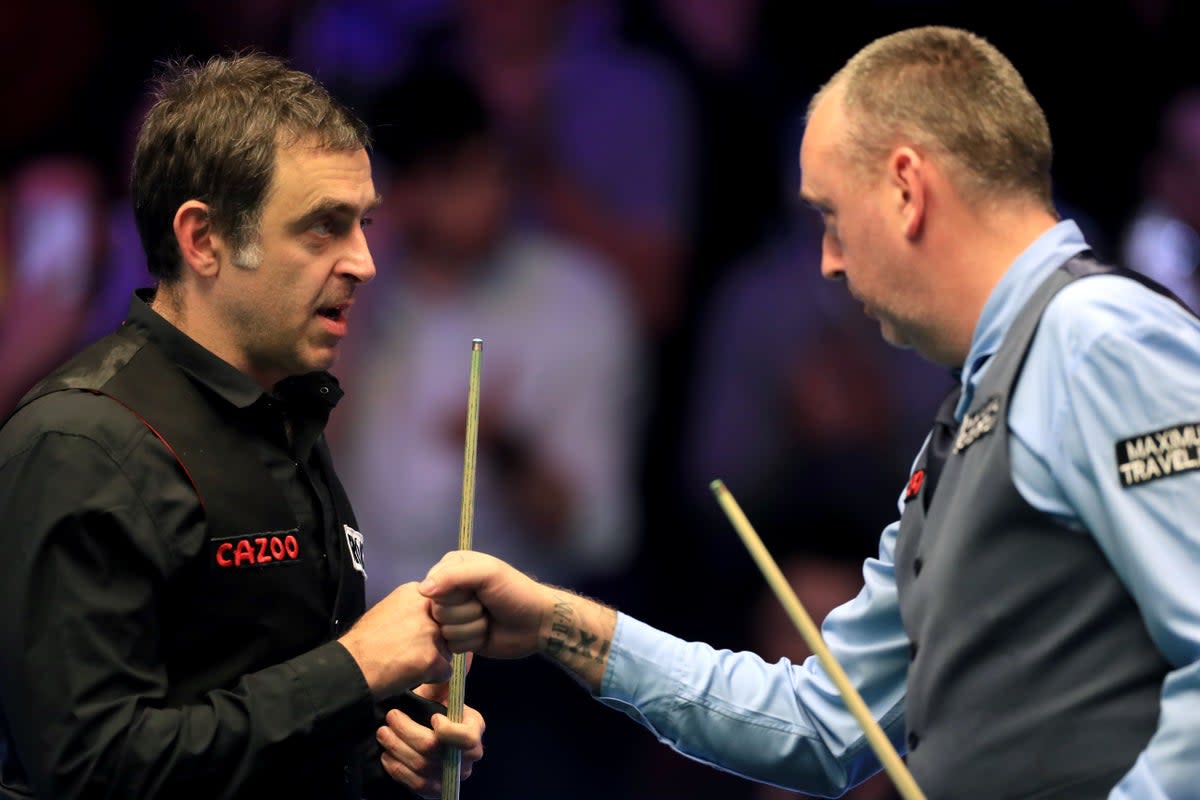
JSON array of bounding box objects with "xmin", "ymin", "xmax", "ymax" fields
[
  {"xmin": 442, "ymin": 338, "xmax": 483, "ymax": 800},
  {"xmin": 709, "ymin": 479, "xmax": 927, "ymax": 800}
]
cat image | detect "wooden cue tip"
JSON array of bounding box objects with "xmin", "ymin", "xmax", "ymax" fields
[
  {"xmin": 709, "ymin": 478, "xmax": 726, "ymax": 493},
  {"xmin": 471, "ymin": 338, "xmax": 484, "ymax": 349}
]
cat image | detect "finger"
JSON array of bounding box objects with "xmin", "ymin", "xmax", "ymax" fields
[
  {"xmin": 380, "ymin": 750, "xmax": 441, "ymax": 799},
  {"xmin": 424, "ymin": 648, "xmax": 453, "ymax": 685},
  {"xmin": 440, "ymin": 619, "xmax": 487, "ymax": 652},
  {"xmin": 430, "ymin": 706, "xmax": 486, "ymax": 757},
  {"xmin": 424, "ymin": 587, "xmax": 477, "ymax": 606},
  {"xmin": 431, "ymin": 598, "xmax": 484, "ymax": 625},
  {"xmin": 381, "ymin": 708, "xmax": 438, "ymax": 761},
  {"xmin": 377, "ymin": 724, "xmax": 431, "ymax": 775}
]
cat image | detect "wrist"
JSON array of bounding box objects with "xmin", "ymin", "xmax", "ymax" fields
[
  {"xmin": 535, "ymin": 590, "xmax": 616, "ymax": 692},
  {"xmin": 337, "ymin": 630, "xmax": 389, "ymax": 697}
]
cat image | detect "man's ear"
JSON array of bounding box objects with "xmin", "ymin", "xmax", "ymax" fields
[
  {"xmin": 889, "ymin": 146, "xmax": 925, "ymax": 241},
  {"xmin": 173, "ymin": 201, "xmax": 221, "ymax": 278}
]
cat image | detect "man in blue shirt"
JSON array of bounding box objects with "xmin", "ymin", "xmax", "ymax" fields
[{"xmin": 410, "ymin": 25, "xmax": 1200, "ymax": 799}]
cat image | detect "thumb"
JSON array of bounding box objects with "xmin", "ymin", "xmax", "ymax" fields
[
  {"xmin": 413, "ymin": 654, "xmax": 473, "ymax": 709},
  {"xmin": 419, "ymin": 551, "xmax": 495, "ymax": 599}
]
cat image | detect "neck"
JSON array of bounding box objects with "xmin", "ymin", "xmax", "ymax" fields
[
  {"xmin": 928, "ymin": 200, "xmax": 1060, "ymax": 366},
  {"xmin": 149, "ymin": 282, "xmax": 279, "ymax": 391}
]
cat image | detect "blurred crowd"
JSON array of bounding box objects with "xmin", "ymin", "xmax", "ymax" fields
[{"xmin": 3, "ymin": 1, "xmax": 1199, "ymax": 797}]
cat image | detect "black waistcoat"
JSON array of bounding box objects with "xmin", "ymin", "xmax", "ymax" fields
[{"xmin": 9, "ymin": 324, "xmax": 369, "ymax": 799}]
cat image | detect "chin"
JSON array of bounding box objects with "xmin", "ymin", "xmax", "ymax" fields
[
  {"xmin": 878, "ymin": 321, "xmax": 913, "ymax": 351},
  {"xmin": 289, "ymin": 352, "xmax": 335, "ymax": 379},
  {"xmin": 309, "ymin": 353, "xmax": 338, "ymax": 373}
]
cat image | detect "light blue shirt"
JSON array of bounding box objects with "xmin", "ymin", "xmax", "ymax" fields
[{"xmin": 598, "ymin": 221, "xmax": 1200, "ymax": 798}]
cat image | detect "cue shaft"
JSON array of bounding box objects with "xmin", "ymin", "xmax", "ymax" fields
[
  {"xmin": 709, "ymin": 479, "xmax": 927, "ymax": 800},
  {"xmin": 443, "ymin": 338, "xmax": 483, "ymax": 800}
]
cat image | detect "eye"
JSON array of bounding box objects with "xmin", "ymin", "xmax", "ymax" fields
[
  {"xmin": 311, "ymin": 218, "xmax": 334, "ymax": 237},
  {"xmin": 360, "ymin": 216, "xmax": 374, "ymax": 230}
]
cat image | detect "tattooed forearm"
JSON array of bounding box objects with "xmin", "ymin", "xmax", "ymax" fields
[
  {"xmin": 544, "ymin": 597, "xmax": 609, "ymax": 663},
  {"xmin": 539, "ymin": 593, "xmax": 616, "ymax": 688}
]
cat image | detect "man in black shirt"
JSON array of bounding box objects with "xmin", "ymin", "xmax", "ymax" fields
[{"xmin": 0, "ymin": 53, "xmax": 483, "ymax": 799}]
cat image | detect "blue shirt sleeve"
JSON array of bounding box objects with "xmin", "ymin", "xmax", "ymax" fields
[
  {"xmin": 596, "ymin": 503, "xmax": 914, "ymax": 796},
  {"xmin": 1009, "ymin": 274, "xmax": 1200, "ymax": 799}
]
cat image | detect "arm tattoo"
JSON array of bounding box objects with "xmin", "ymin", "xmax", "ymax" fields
[{"xmin": 543, "ymin": 596, "xmax": 610, "ymax": 666}]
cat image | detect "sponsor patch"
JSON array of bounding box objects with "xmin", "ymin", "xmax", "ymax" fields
[
  {"xmin": 344, "ymin": 524, "xmax": 367, "ymax": 577},
  {"xmin": 1115, "ymin": 422, "xmax": 1200, "ymax": 488},
  {"xmin": 212, "ymin": 530, "xmax": 301, "ymax": 569},
  {"xmin": 903, "ymin": 469, "xmax": 925, "ymax": 503},
  {"xmin": 954, "ymin": 395, "xmax": 1001, "ymax": 454}
]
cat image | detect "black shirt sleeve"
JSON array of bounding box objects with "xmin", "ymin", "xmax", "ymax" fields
[{"xmin": 0, "ymin": 429, "xmax": 377, "ymax": 799}]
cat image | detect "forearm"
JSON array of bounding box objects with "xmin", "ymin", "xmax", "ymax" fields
[
  {"xmin": 588, "ymin": 525, "xmax": 912, "ymax": 796},
  {"xmin": 7, "ymin": 633, "xmax": 374, "ymax": 796},
  {"xmin": 3, "ymin": 640, "xmax": 375, "ymax": 798},
  {"xmin": 534, "ymin": 589, "xmax": 617, "ymax": 692},
  {"xmin": 595, "ymin": 614, "xmax": 905, "ymax": 797},
  {"xmin": 0, "ymin": 461, "xmax": 374, "ymax": 796}
]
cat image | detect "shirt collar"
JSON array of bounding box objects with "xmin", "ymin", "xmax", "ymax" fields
[
  {"xmin": 123, "ymin": 288, "xmax": 344, "ymax": 412},
  {"xmin": 956, "ymin": 220, "xmax": 1091, "ymax": 418}
]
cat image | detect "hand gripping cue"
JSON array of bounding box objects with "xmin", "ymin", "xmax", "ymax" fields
[{"xmin": 709, "ymin": 479, "xmax": 926, "ymax": 800}]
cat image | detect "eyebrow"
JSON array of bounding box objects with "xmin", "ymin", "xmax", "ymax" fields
[{"xmin": 288, "ymin": 195, "xmax": 383, "ymax": 232}]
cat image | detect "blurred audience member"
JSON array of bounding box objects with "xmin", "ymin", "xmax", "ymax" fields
[
  {"xmin": 625, "ymin": 0, "xmax": 798, "ymax": 309},
  {"xmin": 679, "ymin": 211, "xmax": 949, "ymax": 583},
  {"xmin": 337, "ymin": 66, "xmax": 645, "ymax": 602},
  {"xmin": 619, "ymin": 4, "xmax": 803, "ymax": 585},
  {"xmin": 288, "ymin": 0, "xmax": 454, "ymax": 110},
  {"xmin": 1121, "ymin": 86, "xmax": 1200, "ymax": 310},
  {"xmin": 404, "ymin": 0, "xmax": 695, "ymax": 336},
  {"xmin": 0, "ymin": 156, "xmax": 108, "ymax": 414}
]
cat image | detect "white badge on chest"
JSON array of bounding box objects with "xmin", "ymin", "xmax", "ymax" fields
[{"xmin": 343, "ymin": 524, "xmax": 367, "ymax": 578}]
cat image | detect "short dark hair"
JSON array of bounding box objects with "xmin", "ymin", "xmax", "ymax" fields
[
  {"xmin": 367, "ymin": 67, "xmax": 492, "ymax": 176},
  {"xmin": 131, "ymin": 52, "xmax": 371, "ymax": 281}
]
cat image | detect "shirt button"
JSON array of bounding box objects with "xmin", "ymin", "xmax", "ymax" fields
[
  {"xmin": 908, "ymin": 641, "xmax": 918, "ymax": 660},
  {"xmin": 913, "ymin": 556, "xmax": 924, "ymax": 577},
  {"xmin": 907, "ymin": 731, "xmax": 920, "ymax": 751}
]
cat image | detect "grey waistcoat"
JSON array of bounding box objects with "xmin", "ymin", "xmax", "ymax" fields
[{"xmin": 894, "ymin": 258, "xmax": 1171, "ymax": 799}]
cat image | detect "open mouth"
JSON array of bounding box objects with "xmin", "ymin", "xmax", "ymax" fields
[{"xmin": 317, "ymin": 303, "xmax": 348, "ymax": 321}]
